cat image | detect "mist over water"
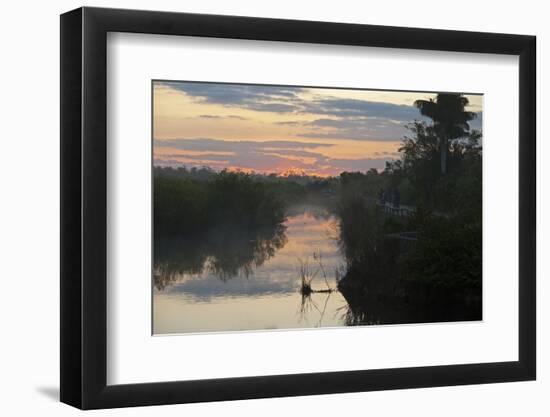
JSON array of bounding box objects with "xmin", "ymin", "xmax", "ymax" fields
[{"xmin": 153, "ymin": 205, "xmax": 348, "ymax": 334}]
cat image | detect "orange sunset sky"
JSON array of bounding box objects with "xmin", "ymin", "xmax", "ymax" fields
[{"xmin": 153, "ymin": 81, "xmax": 482, "ymax": 177}]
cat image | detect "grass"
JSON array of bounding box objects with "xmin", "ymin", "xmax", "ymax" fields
[{"xmin": 298, "ymin": 251, "xmax": 336, "ymax": 296}]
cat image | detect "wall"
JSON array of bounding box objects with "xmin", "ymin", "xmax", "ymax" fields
[{"xmin": 0, "ymin": 0, "xmax": 546, "ymax": 415}]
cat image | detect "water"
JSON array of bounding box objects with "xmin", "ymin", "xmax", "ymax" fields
[{"xmin": 153, "ymin": 205, "xmax": 349, "ymax": 334}]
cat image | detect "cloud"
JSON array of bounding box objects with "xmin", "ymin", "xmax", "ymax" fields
[
  {"xmin": 160, "ymin": 81, "xmax": 305, "ymax": 113},
  {"xmin": 154, "ymin": 138, "xmax": 335, "ymax": 152},
  {"xmin": 196, "ymin": 114, "xmax": 249, "ymax": 121},
  {"xmin": 158, "ymin": 81, "xmax": 482, "ymax": 142},
  {"xmin": 171, "ymin": 82, "xmax": 429, "ymax": 141},
  {"xmin": 326, "ymin": 157, "xmax": 389, "ymax": 171},
  {"xmin": 198, "ymin": 114, "xmax": 223, "ymax": 119},
  {"xmin": 162, "ymin": 81, "xmax": 424, "ymax": 123},
  {"xmin": 300, "ymin": 98, "xmax": 422, "ymax": 121},
  {"xmin": 274, "ymin": 121, "xmax": 302, "ymax": 126},
  {"xmin": 299, "ymin": 116, "xmax": 410, "ymax": 141},
  {"xmin": 155, "ymin": 138, "xmax": 331, "ymax": 172},
  {"xmin": 154, "ymin": 137, "xmax": 391, "ymax": 175},
  {"xmin": 470, "ymin": 112, "xmax": 482, "ymax": 130},
  {"xmin": 161, "ymin": 274, "xmax": 293, "ymax": 301}
]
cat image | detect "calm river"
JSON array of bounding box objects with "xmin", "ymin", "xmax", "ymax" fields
[{"xmin": 153, "ymin": 205, "xmax": 349, "ymax": 334}]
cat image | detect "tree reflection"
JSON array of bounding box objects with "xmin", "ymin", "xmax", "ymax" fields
[
  {"xmin": 154, "ymin": 224, "xmax": 287, "ymax": 290},
  {"xmin": 338, "ymin": 285, "xmax": 482, "ymax": 326}
]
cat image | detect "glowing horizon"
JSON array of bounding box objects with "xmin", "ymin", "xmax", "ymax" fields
[{"xmin": 153, "ymin": 81, "xmax": 482, "ymax": 177}]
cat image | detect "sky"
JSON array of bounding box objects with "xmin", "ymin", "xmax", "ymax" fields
[{"xmin": 153, "ymin": 81, "xmax": 482, "ymax": 177}]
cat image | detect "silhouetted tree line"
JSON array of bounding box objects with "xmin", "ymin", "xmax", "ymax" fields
[
  {"xmin": 154, "ymin": 167, "xmax": 340, "ymax": 239},
  {"xmin": 154, "ymin": 170, "xmax": 287, "ymax": 237},
  {"xmin": 337, "ymin": 93, "xmax": 482, "ymax": 319}
]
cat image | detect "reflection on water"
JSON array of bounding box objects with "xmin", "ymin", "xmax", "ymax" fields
[
  {"xmin": 154, "ymin": 223, "xmax": 288, "ymax": 288},
  {"xmin": 154, "ymin": 203, "xmax": 481, "ymax": 334},
  {"xmin": 153, "ymin": 205, "xmax": 348, "ymax": 334}
]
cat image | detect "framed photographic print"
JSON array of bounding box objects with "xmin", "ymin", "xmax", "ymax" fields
[{"xmin": 60, "ymin": 7, "xmax": 536, "ymax": 409}]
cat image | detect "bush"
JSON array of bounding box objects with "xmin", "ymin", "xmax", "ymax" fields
[
  {"xmin": 401, "ymin": 214, "xmax": 482, "ymax": 289},
  {"xmin": 154, "ymin": 171, "xmax": 286, "ymax": 237}
]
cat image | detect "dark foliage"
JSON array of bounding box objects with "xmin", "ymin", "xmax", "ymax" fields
[
  {"xmin": 154, "ymin": 170, "xmax": 286, "ymax": 237},
  {"xmin": 337, "ymin": 93, "xmax": 482, "ymax": 299}
]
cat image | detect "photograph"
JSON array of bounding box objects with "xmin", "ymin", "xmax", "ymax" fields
[{"xmin": 152, "ymin": 81, "xmax": 483, "ymax": 334}]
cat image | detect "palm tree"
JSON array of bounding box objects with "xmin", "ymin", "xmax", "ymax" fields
[{"xmin": 414, "ymin": 93, "xmax": 476, "ymax": 175}]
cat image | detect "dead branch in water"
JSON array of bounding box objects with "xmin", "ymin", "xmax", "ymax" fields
[
  {"xmin": 313, "ymin": 251, "xmax": 332, "ymax": 290},
  {"xmin": 298, "ymin": 251, "xmax": 337, "ymax": 295}
]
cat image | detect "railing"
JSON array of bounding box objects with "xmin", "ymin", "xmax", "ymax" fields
[
  {"xmin": 376, "ymin": 201, "xmax": 415, "ymax": 217},
  {"xmin": 384, "ymin": 231, "xmax": 418, "ymax": 241}
]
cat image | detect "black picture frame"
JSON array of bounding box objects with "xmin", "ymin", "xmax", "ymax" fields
[{"xmin": 60, "ymin": 6, "xmax": 536, "ymax": 410}]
